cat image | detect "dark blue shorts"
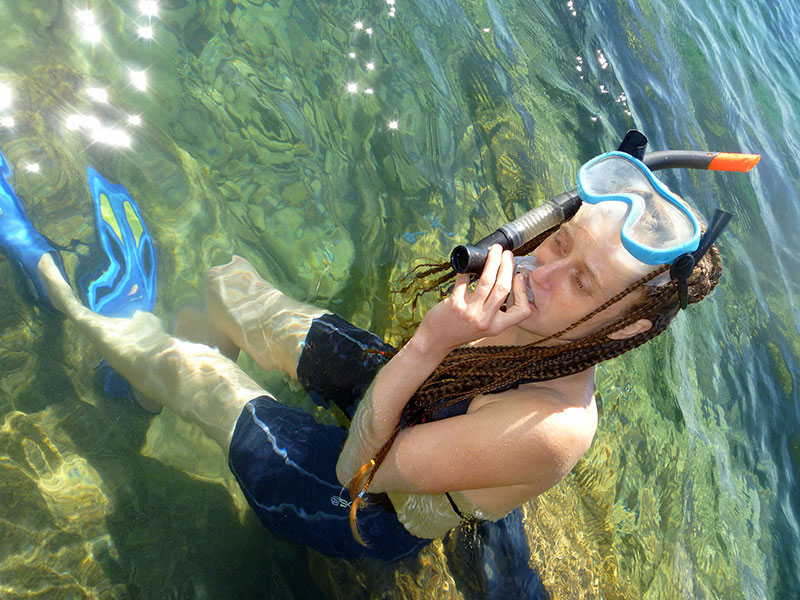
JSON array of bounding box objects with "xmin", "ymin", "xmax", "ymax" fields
[{"xmin": 227, "ymin": 314, "xmax": 430, "ymax": 561}]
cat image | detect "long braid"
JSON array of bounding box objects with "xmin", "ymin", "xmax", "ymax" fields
[{"xmin": 347, "ymin": 234, "xmax": 722, "ymax": 543}]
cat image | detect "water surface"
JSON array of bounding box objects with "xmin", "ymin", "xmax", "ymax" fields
[{"xmin": 1, "ymin": 0, "xmax": 798, "ymax": 598}]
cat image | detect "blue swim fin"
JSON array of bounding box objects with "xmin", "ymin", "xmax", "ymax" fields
[
  {"xmin": 0, "ymin": 148, "xmax": 68, "ymax": 307},
  {"xmin": 83, "ymin": 167, "xmax": 157, "ymax": 318},
  {"xmin": 81, "ymin": 167, "xmax": 157, "ymax": 400}
]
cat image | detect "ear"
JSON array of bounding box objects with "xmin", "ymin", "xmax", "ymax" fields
[{"xmin": 607, "ymin": 318, "xmax": 652, "ymax": 340}]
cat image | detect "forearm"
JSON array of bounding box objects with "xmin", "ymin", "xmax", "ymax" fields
[
  {"xmin": 335, "ymin": 246, "xmax": 531, "ymax": 486},
  {"xmin": 335, "ymin": 327, "xmax": 450, "ymax": 485}
]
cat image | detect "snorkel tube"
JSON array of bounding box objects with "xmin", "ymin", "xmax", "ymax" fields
[{"xmin": 450, "ymin": 130, "xmax": 760, "ymax": 273}]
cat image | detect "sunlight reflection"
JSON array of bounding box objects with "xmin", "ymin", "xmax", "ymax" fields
[
  {"xmin": 86, "ymin": 87, "xmax": 109, "ymax": 103},
  {"xmin": 65, "ymin": 114, "xmax": 132, "ymax": 148},
  {"xmin": 0, "ymin": 116, "xmax": 14, "ymax": 128},
  {"xmin": 76, "ymin": 9, "xmax": 102, "ymax": 43},
  {"xmin": 139, "ymin": 0, "xmax": 158, "ymax": 18},
  {"xmin": 25, "ymin": 163, "xmax": 40, "ymax": 173},
  {"xmin": 129, "ymin": 69, "xmax": 148, "ymax": 91},
  {"xmin": 82, "ymin": 25, "xmax": 102, "ymax": 43},
  {"xmin": 75, "ymin": 9, "xmax": 95, "ymax": 26},
  {"xmin": 387, "ymin": 120, "xmax": 399, "ymax": 130},
  {"xmin": 65, "ymin": 114, "xmax": 83, "ymax": 130},
  {"xmin": 346, "ymin": 82, "xmax": 358, "ymax": 94},
  {"xmin": 83, "ymin": 115, "xmax": 102, "ymax": 131},
  {"xmin": 137, "ymin": 25, "xmax": 154, "ymax": 39},
  {"xmin": 91, "ymin": 127, "xmax": 131, "ymax": 148}
]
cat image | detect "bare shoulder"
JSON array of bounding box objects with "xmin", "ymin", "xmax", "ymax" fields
[
  {"xmin": 367, "ymin": 369, "xmax": 599, "ymax": 502},
  {"xmin": 467, "ymin": 377, "xmax": 598, "ymax": 475},
  {"xmin": 453, "ymin": 382, "xmax": 598, "ymax": 514},
  {"xmin": 473, "ymin": 371, "xmax": 597, "ymax": 445},
  {"xmin": 535, "ymin": 386, "xmax": 598, "ymax": 461}
]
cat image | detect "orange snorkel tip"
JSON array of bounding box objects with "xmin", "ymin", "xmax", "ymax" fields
[{"xmin": 707, "ymin": 152, "xmax": 761, "ymax": 172}]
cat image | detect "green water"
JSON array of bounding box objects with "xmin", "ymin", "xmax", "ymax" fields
[{"xmin": 1, "ymin": 0, "xmax": 798, "ymax": 598}]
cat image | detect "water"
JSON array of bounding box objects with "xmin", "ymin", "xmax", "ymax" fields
[{"xmin": 1, "ymin": 0, "xmax": 798, "ymax": 598}]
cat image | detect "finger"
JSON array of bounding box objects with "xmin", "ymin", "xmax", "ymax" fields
[
  {"xmin": 472, "ymin": 245, "xmax": 503, "ymax": 298},
  {"xmin": 502, "ymin": 272, "xmax": 534, "ymax": 322},
  {"xmin": 485, "ymin": 250, "xmax": 515, "ymax": 308},
  {"xmin": 482, "ymin": 275, "xmax": 534, "ymax": 336},
  {"xmin": 478, "ymin": 250, "xmax": 513, "ymax": 312},
  {"xmin": 450, "ymin": 273, "xmax": 470, "ymax": 303}
]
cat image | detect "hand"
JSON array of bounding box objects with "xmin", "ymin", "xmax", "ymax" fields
[{"xmin": 417, "ymin": 245, "xmax": 534, "ymax": 353}]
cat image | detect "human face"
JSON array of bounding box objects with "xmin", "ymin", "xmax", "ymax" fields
[{"xmin": 516, "ymin": 217, "xmax": 647, "ymax": 341}]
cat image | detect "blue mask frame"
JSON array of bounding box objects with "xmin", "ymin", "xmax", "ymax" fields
[{"xmin": 577, "ymin": 151, "xmax": 701, "ymax": 266}]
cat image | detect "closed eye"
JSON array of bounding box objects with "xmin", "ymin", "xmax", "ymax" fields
[{"xmin": 574, "ymin": 273, "xmax": 589, "ymax": 294}]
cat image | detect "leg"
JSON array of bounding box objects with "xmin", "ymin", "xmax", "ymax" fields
[
  {"xmin": 38, "ymin": 253, "xmax": 264, "ymax": 453},
  {"xmin": 203, "ymin": 256, "xmax": 325, "ymax": 378},
  {"xmin": 202, "ymin": 257, "xmax": 395, "ymax": 420},
  {"xmin": 39, "ymin": 254, "xmax": 429, "ymax": 560},
  {"xmin": 446, "ymin": 510, "xmax": 547, "ymax": 599}
]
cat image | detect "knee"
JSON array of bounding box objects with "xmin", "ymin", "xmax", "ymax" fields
[
  {"xmin": 203, "ymin": 263, "xmax": 226, "ymax": 297},
  {"xmin": 151, "ymin": 338, "xmax": 230, "ymax": 394},
  {"xmin": 153, "ymin": 339, "xmax": 190, "ymax": 381}
]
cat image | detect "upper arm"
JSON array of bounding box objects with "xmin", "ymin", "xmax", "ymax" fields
[{"xmin": 366, "ymin": 390, "xmax": 597, "ymax": 496}]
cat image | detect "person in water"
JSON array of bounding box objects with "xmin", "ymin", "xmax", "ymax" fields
[{"xmin": 0, "ymin": 148, "xmax": 724, "ymax": 564}]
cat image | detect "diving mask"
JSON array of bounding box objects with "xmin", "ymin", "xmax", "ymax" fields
[{"xmin": 577, "ymin": 151, "xmax": 701, "ymax": 266}]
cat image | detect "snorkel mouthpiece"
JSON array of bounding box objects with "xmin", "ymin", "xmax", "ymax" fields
[{"xmin": 670, "ymin": 209, "xmax": 733, "ymax": 309}]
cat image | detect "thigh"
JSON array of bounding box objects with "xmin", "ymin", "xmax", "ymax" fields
[{"xmin": 204, "ymin": 256, "xmax": 325, "ymax": 376}]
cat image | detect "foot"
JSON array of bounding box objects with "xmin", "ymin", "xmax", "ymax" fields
[
  {"xmin": 0, "ymin": 148, "xmax": 68, "ymax": 307},
  {"xmin": 38, "ymin": 253, "xmax": 80, "ymax": 315}
]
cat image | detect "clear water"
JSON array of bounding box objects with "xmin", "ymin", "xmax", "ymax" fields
[{"xmin": 1, "ymin": 0, "xmax": 798, "ymax": 598}]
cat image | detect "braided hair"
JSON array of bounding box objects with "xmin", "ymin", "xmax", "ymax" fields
[{"xmin": 347, "ymin": 227, "xmax": 723, "ymax": 544}]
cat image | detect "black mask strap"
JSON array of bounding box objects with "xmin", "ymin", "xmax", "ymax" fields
[
  {"xmin": 618, "ymin": 129, "xmax": 649, "ymax": 160},
  {"xmin": 669, "ymin": 209, "xmax": 733, "ymax": 309}
]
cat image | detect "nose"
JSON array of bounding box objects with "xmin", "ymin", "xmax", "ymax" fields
[{"xmin": 530, "ymin": 256, "xmax": 568, "ymax": 289}]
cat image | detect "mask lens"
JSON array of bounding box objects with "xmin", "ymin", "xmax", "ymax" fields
[{"xmin": 578, "ymin": 153, "xmax": 700, "ymax": 265}]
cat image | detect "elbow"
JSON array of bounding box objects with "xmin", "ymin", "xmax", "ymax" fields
[{"xmin": 335, "ymin": 455, "xmax": 351, "ymax": 487}]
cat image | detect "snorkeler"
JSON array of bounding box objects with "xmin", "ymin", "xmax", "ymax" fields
[{"xmin": 0, "ymin": 138, "xmax": 749, "ymax": 568}]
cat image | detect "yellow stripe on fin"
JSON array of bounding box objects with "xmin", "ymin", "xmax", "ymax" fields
[
  {"xmin": 100, "ymin": 193, "xmax": 123, "ymax": 242},
  {"xmin": 123, "ymin": 200, "xmax": 144, "ymax": 245}
]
